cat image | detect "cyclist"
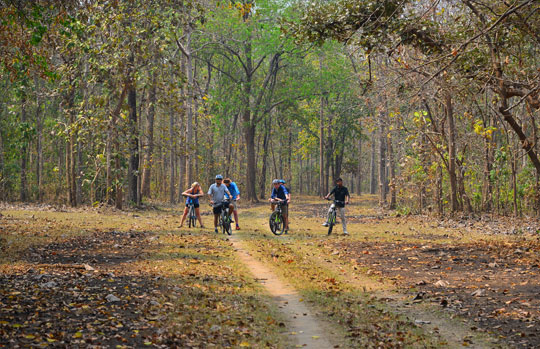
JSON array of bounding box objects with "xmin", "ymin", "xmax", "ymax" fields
[
  {"xmin": 322, "ymin": 177, "xmax": 350, "ymax": 235},
  {"xmin": 223, "ymin": 178, "xmax": 241, "ymax": 230},
  {"xmin": 269, "ymin": 179, "xmax": 290, "ymax": 233},
  {"xmin": 208, "ymin": 174, "xmax": 232, "ymax": 233},
  {"xmin": 280, "ymin": 179, "xmax": 291, "ymax": 200},
  {"xmin": 180, "ymin": 182, "xmax": 205, "ymax": 228}
]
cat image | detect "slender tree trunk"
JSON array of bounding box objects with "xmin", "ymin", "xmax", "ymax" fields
[
  {"xmin": 387, "ymin": 121, "xmax": 396, "ymax": 210},
  {"xmin": 378, "ymin": 112, "xmax": 387, "ymax": 206},
  {"xmin": 111, "ymin": 84, "xmax": 128, "ymax": 209},
  {"xmin": 127, "ymin": 58, "xmax": 139, "ymax": 206},
  {"xmin": 356, "ymin": 123, "xmax": 362, "ymax": 195},
  {"xmin": 20, "ymin": 88, "xmax": 28, "ymax": 202},
  {"xmin": 436, "ymin": 163, "xmax": 443, "ymax": 216},
  {"xmin": 76, "ymin": 141, "xmax": 83, "ymax": 204},
  {"xmin": 63, "ymin": 86, "xmax": 77, "ymax": 207},
  {"xmin": 106, "ymin": 119, "xmax": 112, "ymax": 204},
  {"xmin": 68, "ymin": 115, "xmax": 77, "ymax": 207},
  {"xmin": 242, "ymin": 40, "xmax": 258, "ymax": 202},
  {"xmin": 288, "ymin": 128, "xmax": 292, "ymax": 182},
  {"xmin": 169, "ymin": 110, "xmax": 176, "ymax": 204},
  {"xmin": 370, "ymin": 132, "xmax": 377, "ymax": 194},
  {"xmin": 444, "ymin": 88, "xmax": 459, "ymax": 213},
  {"xmin": 319, "ymin": 59, "xmax": 325, "ymax": 197},
  {"xmin": 511, "ymin": 140, "xmax": 519, "ymax": 216},
  {"xmin": 35, "ymin": 81, "xmax": 43, "ymax": 202},
  {"xmin": 0, "ymin": 125, "xmax": 5, "ymax": 200},
  {"xmin": 482, "ymin": 132, "xmax": 493, "ymax": 211},
  {"xmin": 194, "ymin": 95, "xmax": 199, "ymax": 179},
  {"xmin": 259, "ymin": 117, "xmax": 270, "ymax": 199},
  {"xmin": 141, "ymin": 69, "xmax": 156, "ymax": 198},
  {"xmin": 184, "ymin": 28, "xmax": 194, "ymax": 188}
]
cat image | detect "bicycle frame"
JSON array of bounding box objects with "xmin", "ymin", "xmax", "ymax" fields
[{"xmin": 269, "ymin": 199, "xmax": 286, "ymax": 235}]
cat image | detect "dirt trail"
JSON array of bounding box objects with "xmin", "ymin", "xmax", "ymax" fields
[
  {"xmin": 300, "ymin": 245, "xmax": 497, "ymax": 349},
  {"xmin": 231, "ymin": 235, "xmax": 338, "ymax": 349}
]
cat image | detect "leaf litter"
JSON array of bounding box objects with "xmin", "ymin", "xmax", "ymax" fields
[{"xmin": 0, "ymin": 209, "xmax": 287, "ymax": 348}]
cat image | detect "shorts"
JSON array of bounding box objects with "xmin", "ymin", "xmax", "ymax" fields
[
  {"xmin": 213, "ymin": 202, "xmax": 229, "ymax": 215},
  {"xmin": 230, "ymin": 200, "xmax": 238, "ymax": 211},
  {"xmin": 272, "ymin": 202, "xmax": 288, "ymax": 216},
  {"xmin": 186, "ymin": 203, "xmax": 199, "ymax": 208}
]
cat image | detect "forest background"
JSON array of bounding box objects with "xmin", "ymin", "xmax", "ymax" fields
[{"xmin": 0, "ymin": 0, "xmax": 539, "ymax": 217}]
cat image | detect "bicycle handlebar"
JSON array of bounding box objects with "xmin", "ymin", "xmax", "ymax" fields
[
  {"xmin": 326, "ymin": 198, "xmax": 346, "ymax": 204},
  {"xmin": 270, "ymin": 198, "xmax": 287, "ymax": 204}
]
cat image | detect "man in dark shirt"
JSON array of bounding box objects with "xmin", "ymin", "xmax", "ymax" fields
[
  {"xmin": 323, "ymin": 177, "xmax": 350, "ymax": 235},
  {"xmin": 269, "ymin": 179, "xmax": 291, "ymax": 233}
]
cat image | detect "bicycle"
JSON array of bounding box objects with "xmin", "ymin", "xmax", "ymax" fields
[
  {"xmin": 182, "ymin": 195, "xmax": 198, "ymax": 228},
  {"xmin": 217, "ymin": 200, "xmax": 232, "ymax": 235},
  {"xmin": 187, "ymin": 202, "xmax": 197, "ymax": 228},
  {"xmin": 269, "ymin": 199, "xmax": 286, "ymax": 236},
  {"xmin": 325, "ymin": 198, "xmax": 345, "ymax": 235}
]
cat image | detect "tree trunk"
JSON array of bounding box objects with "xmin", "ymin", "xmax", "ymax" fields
[
  {"xmin": 436, "ymin": 163, "xmax": 443, "ymax": 216},
  {"xmin": 242, "ymin": 39, "xmax": 258, "ymax": 202},
  {"xmin": 35, "ymin": 81, "xmax": 43, "ymax": 202},
  {"xmin": 511, "ymin": 140, "xmax": 519, "ymax": 216},
  {"xmin": 370, "ymin": 132, "xmax": 377, "ymax": 194},
  {"xmin": 245, "ymin": 120, "xmax": 257, "ymax": 201},
  {"xmin": 184, "ymin": 27, "xmax": 194, "ymax": 188},
  {"xmin": 141, "ymin": 68, "xmax": 156, "ymax": 198},
  {"xmin": 0, "ymin": 124, "xmax": 5, "ymax": 200},
  {"xmin": 76, "ymin": 141, "xmax": 83, "ymax": 205},
  {"xmin": 378, "ymin": 112, "xmax": 387, "ymax": 206},
  {"xmin": 169, "ymin": 110, "xmax": 176, "ymax": 204},
  {"xmin": 106, "ymin": 118, "xmax": 112, "ymax": 204},
  {"xmin": 63, "ymin": 86, "xmax": 77, "ymax": 207},
  {"xmin": 259, "ymin": 117, "xmax": 270, "ymax": 199},
  {"xmin": 111, "ymin": 84, "xmax": 128, "ymax": 209},
  {"xmin": 482, "ymin": 122, "xmax": 493, "ymax": 211},
  {"xmin": 319, "ymin": 59, "xmax": 325, "ymax": 197},
  {"xmin": 444, "ymin": 88, "xmax": 459, "ymax": 213},
  {"xmin": 20, "ymin": 88, "xmax": 28, "ymax": 202},
  {"xmin": 356, "ymin": 122, "xmax": 362, "ymax": 194},
  {"xmin": 127, "ymin": 59, "xmax": 139, "ymax": 206},
  {"xmin": 387, "ymin": 120, "xmax": 396, "ymax": 210}
]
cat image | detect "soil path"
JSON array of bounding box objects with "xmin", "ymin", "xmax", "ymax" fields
[
  {"xmin": 303, "ymin": 247, "xmax": 496, "ymax": 348},
  {"xmin": 231, "ymin": 235, "xmax": 338, "ymax": 348}
]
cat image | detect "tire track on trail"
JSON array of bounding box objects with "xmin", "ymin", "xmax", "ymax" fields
[
  {"xmin": 294, "ymin": 243, "xmax": 498, "ymax": 349},
  {"xmin": 230, "ymin": 235, "xmax": 339, "ymax": 348}
]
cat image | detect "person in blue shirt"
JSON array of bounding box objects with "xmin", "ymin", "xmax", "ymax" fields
[
  {"xmin": 279, "ymin": 179, "xmax": 291, "ymax": 200},
  {"xmin": 224, "ymin": 178, "xmax": 241, "ymax": 230},
  {"xmin": 268, "ymin": 179, "xmax": 291, "ymax": 233},
  {"xmin": 208, "ymin": 174, "xmax": 232, "ymax": 233},
  {"xmin": 180, "ymin": 182, "xmax": 204, "ymax": 228}
]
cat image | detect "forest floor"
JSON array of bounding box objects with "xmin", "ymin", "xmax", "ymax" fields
[{"xmin": 1, "ymin": 196, "xmax": 539, "ymax": 348}]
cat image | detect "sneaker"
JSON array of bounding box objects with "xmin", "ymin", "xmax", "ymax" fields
[
  {"xmin": 236, "ymin": 225, "xmax": 240, "ymax": 230},
  {"xmin": 214, "ymin": 228, "xmax": 218, "ymax": 233},
  {"xmin": 343, "ymin": 230, "xmax": 349, "ymax": 235},
  {"xmin": 284, "ymin": 229, "xmax": 289, "ymax": 234},
  {"xmin": 322, "ymin": 222, "xmax": 329, "ymax": 227}
]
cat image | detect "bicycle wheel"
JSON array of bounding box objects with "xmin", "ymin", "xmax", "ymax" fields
[
  {"xmin": 224, "ymin": 215, "xmax": 232, "ymax": 235},
  {"xmin": 269, "ymin": 211, "xmax": 284, "ymax": 236},
  {"xmin": 188, "ymin": 206, "xmax": 195, "ymax": 228},
  {"xmin": 327, "ymin": 210, "xmax": 336, "ymax": 235}
]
